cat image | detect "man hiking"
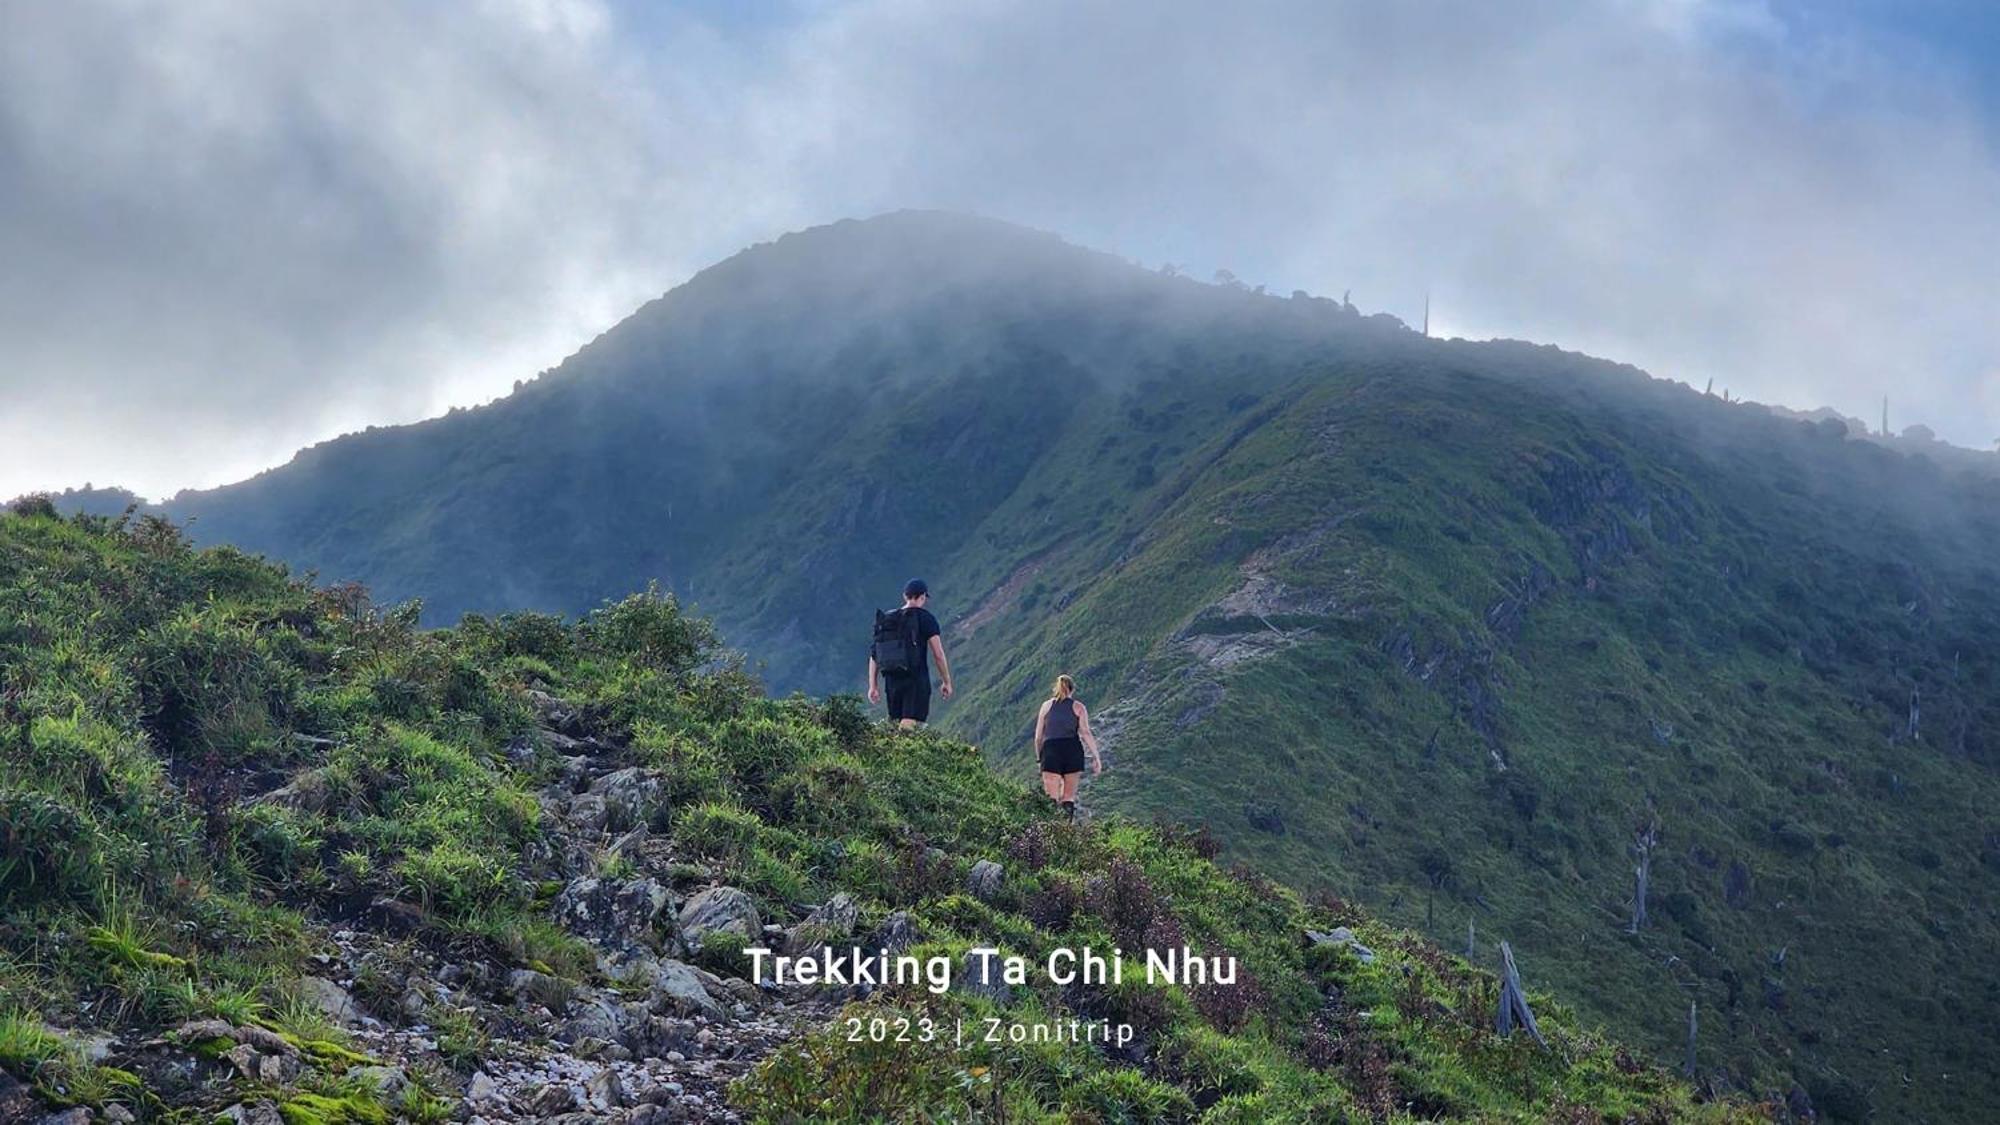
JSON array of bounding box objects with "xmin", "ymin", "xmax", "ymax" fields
[{"xmin": 866, "ymin": 579, "xmax": 954, "ymax": 729}]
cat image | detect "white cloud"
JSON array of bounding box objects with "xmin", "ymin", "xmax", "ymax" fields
[{"xmin": 2, "ymin": 0, "xmax": 1995, "ymax": 498}]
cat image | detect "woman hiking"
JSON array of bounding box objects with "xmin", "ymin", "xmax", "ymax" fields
[{"xmin": 1033, "ymin": 674, "xmax": 1101, "ymax": 821}]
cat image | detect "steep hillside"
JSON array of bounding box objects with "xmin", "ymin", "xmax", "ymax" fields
[
  {"xmin": 122, "ymin": 212, "xmax": 2000, "ymax": 1119},
  {"xmin": 161, "ymin": 212, "xmax": 1408, "ymax": 687},
  {"xmin": 0, "ymin": 502, "xmax": 1756, "ymax": 1122}
]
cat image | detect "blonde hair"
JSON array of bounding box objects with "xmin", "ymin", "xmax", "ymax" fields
[{"xmin": 1051, "ymin": 674, "xmax": 1076, "ymax": 700}]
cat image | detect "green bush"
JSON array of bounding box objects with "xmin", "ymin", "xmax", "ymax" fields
[
  {"xmin": 672, "ymin": 800, "xmax": 762, "ymax": 863},
  {"xmin": 397, "ymin": 844, "xmax": 518, "ymax": 918},
  {"xmin": 579, "ymin": 584, "xmax": 715, "ymax": 674},
  {"xmin": 0, "ymin": 787, "xmax": 105, "ymax": 904},
  {"xmin": 692, "ymin": 931, "xmax": 749, "ymax": 978},
  {"xmin": 236, "ymin": 803, "xmax": 327, "ymax": 884}
]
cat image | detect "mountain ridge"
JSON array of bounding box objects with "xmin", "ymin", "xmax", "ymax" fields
[
  {"xmin": 0, "ymin": 502, "xmax": 1761, "ymax": 1121},
  {"xmin": 32, "ymin": 212, "xmax": 2000, "ymax": 1120}
]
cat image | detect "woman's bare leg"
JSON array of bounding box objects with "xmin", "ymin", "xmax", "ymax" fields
[
  {"xmin": 1061, "ymin": 773, "xmax": 1082, "ymax": 802},
  {"xmin": 1041, "ymin": 771, "xmax": 1065, "ymax": 801}
]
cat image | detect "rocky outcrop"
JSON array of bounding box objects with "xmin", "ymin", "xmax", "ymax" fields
[
  {"xmin": 1305, "ymin": 926, "xmax": 1376, "ymax": 964},
  {"xmin": 867, "ymin": 911, "xmax": 919, "ymax": 956},
  {"xmin": 966, "ymin": 860, "xmax": 1005, "ymax": 902},
  {"xmin": 650, "ymin": 959, "xmax": 727, "ymax": 1020},
  {"xmin": 589, "ymin": 767, "xmax": 666, "ymax": 832},
  {"xmin": 785, "ymin": 892, "xmax": 859, "ymax": 952},
  {"xmin": 295, "ymin": 976, "xmax": 364, "ymax": 1028},
  {"xmin": 678, "ymin": 887, "xmax": 760, "ymax": 948},
  {"xmin": 554, "ymin": 876, "xmax": 675, "ymax": 952}
]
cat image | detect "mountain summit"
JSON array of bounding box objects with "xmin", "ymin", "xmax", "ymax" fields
[
  {"xmin": 157, "ymin": 213, "xmax": 2000, "ymax": 1120},
  {"xmin": 166, "ymin": 211, "xmax": 1397, "ymax": 686}
]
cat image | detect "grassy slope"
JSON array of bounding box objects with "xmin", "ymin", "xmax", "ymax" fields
[
  {"xmin": 0, "ymin": 503, "xmax": 1753, "ymax": 1122},
  {"xmin": 122, "ymin": 215, "xmax": 2000, "ymax": 1118},
  {"xmin": 940, "ymin": 349, "xmax": 2000, "ymax": 1122}
]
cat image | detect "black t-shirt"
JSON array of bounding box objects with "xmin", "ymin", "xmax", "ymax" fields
[{"xmin": 879, "ymin": 606, "xmax": 941, "ymax": 679}]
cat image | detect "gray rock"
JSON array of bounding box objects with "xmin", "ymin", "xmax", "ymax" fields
[
  {"xmin": 587, "ymin": 1067, "xmax": 626, "ymax": 1109},
  {"xmin": 503, "ymin": 734, "xmax": 539, "ymax": 765},
  {"xmin": 600, "ymin": 947, "xmax": 661, "ymax": 986},
  {"xmin": 1305, "ymin": 926, "xmax": 1376, "ymax": 964},
  {"xmin": 232, "ymin": 1025, "xmax": 296, "ymax": 1057},
  {"xmin": 562, "ymin": 793, "xmax": 611, "ymax": 834},
  {"xmin": 607, "ymin": 824, "xmax": 651, "ymax": 860},
  {"xmin": 590, "ymin": 767, "xmax": 665, "ymax": 831},
  {"xmin": 222, "ymin": 1044, "xmax": 260, "ymax": 1081},
  {"xmin": 677, "ymin": 886, "xmax": 760, "ymax": 947},
  {"xmin": 564, "ymin": 996, "xmax": 655, "ymax": 1052},
  {"xmin": 952, "ymin": 951, "xmax": 1013, "ymax": 1005},
  {"xmin": 170, "ymin": 1018, "xmax": 237, "ymax": 1043},
  {"xmin": 527, "ymin": 1082, "xmax": 579, "ymax": 1116},
  {"xmin": 260, "ymin": 1051, "xmax": 301, "ymax": 1084},
  {"xmin": 867, "ymin": 911, "xmax": 919, "ymax": 956},
  {"xmin": 554, "ymin": 876, "xmax": 674, "ymax": 951},
  {"xmin": 295, "ymin": 976, "xmax": 363, "ymax": 1027},
  {"xmin": 717, "ymin": 977, "xmax": 765, "ymax": 1007},
  {"xmin": 528, "ymin": 690, "xmax": 587, "ymax": 736},
  {"xmin": 345, "ymin": 1064, "xmax": 410, "ymax": 1097},
  {"xmin": 506, "ymin": 968, "xmax": 571, "ymax": 1009},
  {"xmin": 466, "ymin": 1070, "xmax": 507, "ymax": 1112},
  {"xmin": 650, "ymin": 960, "xmax": 726, "ymax": 1019},
  {"xmin": 967, "ymin": 860, "xmax": 1005, "ymax": 901},
  {"xmin": 398, "ymin": 988, "xmax": 428, "ymax": 1019},
  {"xmin": 0, "ymin": 1071, "xmax": 34, "ymax": 1124},
  {"xmin": 786, "ymin": 893, "xmax": 859, "ymax": 952},
  {"xmin": 217, "ymin": 1104, "xmax": 283, "ymax": 1125}
]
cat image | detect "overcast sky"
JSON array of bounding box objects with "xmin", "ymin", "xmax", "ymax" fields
[{"xmin": 3, "ymin": 0, "xmax": 1997, "ymax": 500}]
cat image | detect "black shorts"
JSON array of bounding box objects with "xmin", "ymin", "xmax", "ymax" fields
[
  {"xmin": 884, "ymin": 674, "xmax": 931, "ymax": 723},
  {"xmin": 1040, "ymin": 736, "xmax": 1085, "ymax": 775}
]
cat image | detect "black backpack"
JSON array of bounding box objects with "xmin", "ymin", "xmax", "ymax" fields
[{"xmin": 872, "ymin": 608, "xmax": 919, "ymax": 678}]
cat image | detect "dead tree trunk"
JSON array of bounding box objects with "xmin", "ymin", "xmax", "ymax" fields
[
  {"xmin": 1628, "ymin": 820, "xmax": 1659, "ymax": 934},
  {"xmin": 1496, "ymin": 942, "xmax": 1547, "ymax": 1048},
  {"xmin": 1466, "ymin": 919, "xmax": 1476, "ymax": 960}
]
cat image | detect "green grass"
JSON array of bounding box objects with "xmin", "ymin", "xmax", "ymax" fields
[
  {"xmin": 0, "ymin": 503, "xmax": 1753, "ymax": 1121},
  {"xmin": 0, "ymin": 1012, "xmax": 67, "ymax": 1078}
]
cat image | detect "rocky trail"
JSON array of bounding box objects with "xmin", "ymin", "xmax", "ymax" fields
[{"xmin": 36, "ymin": 692, "xmax": 897, "ymax": 1125}]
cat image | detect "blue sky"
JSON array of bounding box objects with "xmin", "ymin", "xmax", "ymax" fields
[
  {"xmin": 1773, "ymin": 0, "xmax": 2000, "ymax": 106},
  {"xmin": 1, "ymin": 0, "xmax": 1996, "ymax": 499}
]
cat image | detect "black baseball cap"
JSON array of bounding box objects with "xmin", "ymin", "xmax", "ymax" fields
[{"xmin": 904, "ymin": 578, "xmax": 929, "ymax": 599}]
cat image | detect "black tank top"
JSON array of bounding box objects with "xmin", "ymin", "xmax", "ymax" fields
[{"xmin": 1045, "ymin": 697, "xmax": 1080, "ymax": 740}]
